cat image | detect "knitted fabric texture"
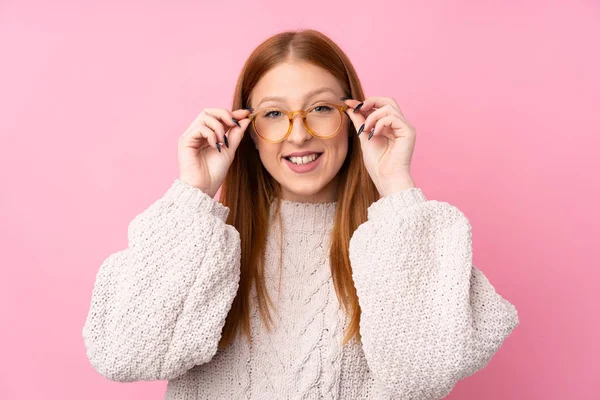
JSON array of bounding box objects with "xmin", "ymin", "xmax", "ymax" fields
[{"xmin": 82, "ymin": 179, "xmax": 519, "ymax": 399}]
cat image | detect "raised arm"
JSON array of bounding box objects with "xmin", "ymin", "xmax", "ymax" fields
[
  {"xmin": 82, "ymin": 179, "xmax": 241, "ymax": 382},
  {"xmin": 349, "ymin": 188, "xmax": 519, "ymax": 399}
]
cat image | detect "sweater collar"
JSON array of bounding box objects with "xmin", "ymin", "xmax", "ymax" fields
[{"xmin": 270, "ymin": 198, "xmax": 337, "ymax": 234}]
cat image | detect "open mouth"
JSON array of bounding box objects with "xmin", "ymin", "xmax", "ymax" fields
[{"xmin": 283, "ymin": 152, "xmax": 323, "ymax": 165}]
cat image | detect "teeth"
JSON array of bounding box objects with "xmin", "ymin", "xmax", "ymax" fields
[{"xmin": 288, "ymin": 153, "xmax": 319, "ymax": 165}]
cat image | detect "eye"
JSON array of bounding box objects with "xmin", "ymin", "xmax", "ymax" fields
[
  {"xmin": 263, "ymin": 110, "xmax": 283, "ymax": 118},
  {"xmin": 312, "ymin": 105, "xmax": 334, "ymax": 113}
]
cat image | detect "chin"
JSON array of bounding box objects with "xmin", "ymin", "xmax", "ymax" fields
[{"xmin": 264, "ymin": 156, "xmax": 343, "ymax": 202}]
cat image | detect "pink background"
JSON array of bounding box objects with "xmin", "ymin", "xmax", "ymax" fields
[{"xmin": 1, "ymin": 1, "xmax": 598, "ymax": 399}]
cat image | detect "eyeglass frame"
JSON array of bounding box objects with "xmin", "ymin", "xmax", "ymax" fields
[{"xmin": 247, "ymin": 102, "xmax": 350, "ymax": 144}]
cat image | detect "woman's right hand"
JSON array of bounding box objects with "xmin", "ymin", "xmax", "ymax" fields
[{"xmin": 178, "ymin": 107, "xmax": 252, "ymax": 197}]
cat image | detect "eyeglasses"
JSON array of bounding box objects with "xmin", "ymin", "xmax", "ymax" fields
[{"xmin": 248, "ymin": 102, "xmax": 350, "ymax": 143}]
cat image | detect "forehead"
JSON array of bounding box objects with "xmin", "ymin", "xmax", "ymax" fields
[{"xmin": 250, "ymin": 61, "xmax": 343, "ymax": 108}]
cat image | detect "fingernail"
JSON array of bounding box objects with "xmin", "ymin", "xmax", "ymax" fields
[
  {"xmin": 223, "ymin": 135, "xmax": 229, "ymax": 148},
  {"xmin": 357, "ymin": 124, "xmax": 365, "ymax": 136},
  {"xmin": 232, "ymin": 117, "xmax": 241, "ymax": 127},
  {"xmin": 353, "ymin": 102, "xmax": 364, "ymax": 113},
  {"xmin": 216, "ymin": 142, "xmax": 221, "ymax": 153},
  {"xmin": 368, "ymin": 128, "xmax": 375, "ymax": 140},
  {"xmin": 340, "ymin": 96, "xmax": 351, "ymax": 101},
  {"xmin": 242, "ymin": 107, "xmax": 254, "ymax": 112}
]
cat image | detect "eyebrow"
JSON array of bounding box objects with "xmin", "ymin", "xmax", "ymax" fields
[{"xmin": 256, "ymin": 87, "xmax": 338, "ymax": 109}]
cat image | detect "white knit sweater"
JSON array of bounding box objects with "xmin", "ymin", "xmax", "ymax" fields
[{"xmin": 82, "ymin": 178, "xmax": 519, "ymax": 399}]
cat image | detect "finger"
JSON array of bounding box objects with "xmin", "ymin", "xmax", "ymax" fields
[
  {"xmin": 202, "ymin": 115, "xmax": 228, "ymax": 147},
  {"xmin": 231, "ymin": 108, "xmax": 253, "ymax": 121},
  {"xmin": 340, "ymin": 97, "xmax": 362, "ymax": 110},
  {"xmin": 205, "ymin": 108, "xmax": 252, "ymax": 131},
  {"xmin": 203, "ymin": 108, "xmax": 241, "ymax": 138},
  {"xmin": 196, "ymin": 124, "xmax": 219, "ymax": 150},
  {"xmin": 368, "ymin": 115, "xmax": 406, "ymax": 141},
  {"xmin": 358, "ymin": 96, "xmax": 405, "ymax": 117},
  {"xmin": 341, "ymin": 98, "xmax": 375, "ymax": 118},
  {"xmin": 362, "ymin": 105, "xmax": 399, "ymax": 138},
  {"xmin": 343, "ymin": 103, "xmax": 367, "ymax": 138},
  {"xmin": 225, "ymin": 117, "xmax": 251, "ymax": 152},
  {"xmin": 180, "ymin": 122, "xmax": 219, "ymax": 151},
  {"xmin": 207, "ymin": 108, "xmax": 253, "ymax": 148}
]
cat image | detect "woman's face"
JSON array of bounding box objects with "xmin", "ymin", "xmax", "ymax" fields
[{"xmin": 248, "ymin": 60, "xmax": 349, "ymax": 203}]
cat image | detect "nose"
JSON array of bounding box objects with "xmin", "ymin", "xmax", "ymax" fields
[{"xmin": 285, "ymin": 111, "xmax": 311, "ymax": 145}]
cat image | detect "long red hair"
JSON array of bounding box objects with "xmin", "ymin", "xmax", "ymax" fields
[{"xmin": 219, "ymin": 29, "xmax": 379, "ymax": 349}]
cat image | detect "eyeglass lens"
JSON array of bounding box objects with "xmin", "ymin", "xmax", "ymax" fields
[{"xmin": 254, "ymin": 105, "xmax": 342, "ymax": 141}]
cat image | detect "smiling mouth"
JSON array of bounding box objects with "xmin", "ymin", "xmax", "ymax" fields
[{"xmin": 283, "ymin": 153, "xmax": 323, "ymax": 165}]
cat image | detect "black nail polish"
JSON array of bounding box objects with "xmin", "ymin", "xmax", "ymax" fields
[
  {"xmin": 357, "ymin": 124, "xmax": 365, "ymax": 136},
  {"xmin": 368, "ymin": 128, "xmax": 375, "ymax": 140},
  {"xmin": 223, "ymin": 135, "xmax": 229, "ymax": 148},
  {"xmin": 353, "ymin": 102, "xmax": 364, "ymax": 113},
  {"xmin": 340, "ymin": 96, "xmax": 351, "ymax": 101},
  {"xmin": 216, "ymin": 142, "xmax": 221, "ymax": 153},
  {"xmin": 232, "ymin": 117, "xmax": 241, "ymax": 127},
  {"xmin": 243, "ymin": 107, "xmax": 254, "ymax": 112}
]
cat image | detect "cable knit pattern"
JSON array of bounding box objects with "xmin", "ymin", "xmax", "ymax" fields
[
  {"xmin": 82, "ymin": 179, "xmax": 241, "ymax": 382},
  {"xmin": 82, "ymin": 179, "xmax": 519, "ymax": 399},
  {"xmin": 349, "ymin": 188, "xmax": 520, "ymax": 399},
  {"xmin": 248, "ymin": 200, "xmax": 343, "ymax": 399}
]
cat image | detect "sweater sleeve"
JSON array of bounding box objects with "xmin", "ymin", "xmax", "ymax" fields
[
  {"xmin": 82, "ymin": 179, "xmax": 241, "ymax": 382},
  {"xmin": 349, "ymin": 188, "xmax": 519, "ymax": 399}
]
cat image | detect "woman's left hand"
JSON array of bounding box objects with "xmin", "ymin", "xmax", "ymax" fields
[{"xmin": 343, "ymin": 96, "xmax": 417, "ymax": 197}]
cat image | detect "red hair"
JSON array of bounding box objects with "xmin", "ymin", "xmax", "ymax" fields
[{"xmin": 219, "ymin": 29, "xmax": 379, "ymax": 349}]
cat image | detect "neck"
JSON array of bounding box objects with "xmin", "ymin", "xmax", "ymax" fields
[{"xmin": 278, "ymin": 176, "xmax": 340, "ymax": 203}]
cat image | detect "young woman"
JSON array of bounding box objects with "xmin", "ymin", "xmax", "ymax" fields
[{"xmin": 83, "ymin": 29, "xmax": 519, "ymax": 399}]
